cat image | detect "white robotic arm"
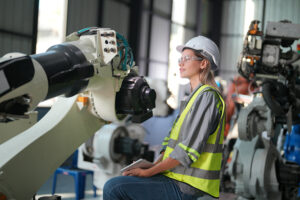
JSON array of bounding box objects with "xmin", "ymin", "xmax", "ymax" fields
[
  {"xmin": 0, "ymin": 27, "xmax": 155, "ymax": 123},
  {"xmin": 0, "ymin": 27, "xmax": 156, "ymax": 199}
]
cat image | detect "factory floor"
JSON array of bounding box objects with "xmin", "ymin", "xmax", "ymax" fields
[
  {"xmin": 36, "ymin": 173, "xmax": 237, "ymax": 200},
  {"xmin": 36, "ymin": 174, "xmax": 102, "ymax": 200}
]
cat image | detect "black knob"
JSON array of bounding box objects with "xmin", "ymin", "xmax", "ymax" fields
[{"xmin": 141, "ymin": 87, "xmax": 156, "ymax": 109}]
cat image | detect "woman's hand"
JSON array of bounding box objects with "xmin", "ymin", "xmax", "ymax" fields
[
  {"xmin": 122, "ymin": 157, "xmax": 180, "ymax": 178},
  {"xmin": 122, "ymin": 168, "xmax": 151, "ymax": 177}
]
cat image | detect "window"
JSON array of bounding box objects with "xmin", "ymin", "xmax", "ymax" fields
[{"xmin": 36, "ymin": 0, "xmax": 67, "ymax": 53}]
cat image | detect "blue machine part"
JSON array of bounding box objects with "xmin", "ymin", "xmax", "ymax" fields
[
  {"xmin": 284, "ymin": 124, "xmax": 300, "ymax": 196},
  {"xmin": 284, "ymin": 124, "xmax": 300, "ymax": 164},
  {"xmin": 216, "ymin": 80, "xmax": 221, "ymax": 88}
]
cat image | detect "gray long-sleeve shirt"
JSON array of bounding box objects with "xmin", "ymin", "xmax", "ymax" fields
[{"xmin": 163, "ymin": 83, "xmax": 223, "ymax": 197}]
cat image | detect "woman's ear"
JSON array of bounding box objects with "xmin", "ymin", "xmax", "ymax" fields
[{"xmin": 199, "ymin": 59, "xmax": 209, "ymax": 70}]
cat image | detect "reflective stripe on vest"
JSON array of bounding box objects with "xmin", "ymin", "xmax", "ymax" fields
[
  {"xmin": 162, "ymin": 84, "xmax": 225, "ymax": 198},
  {"xmin": 162, "ymin": 136, "xmax": 170, "ymax": 146},
  {"xmin": 167, "ymin": 138, "xmax": 223, "ymax": 153}
]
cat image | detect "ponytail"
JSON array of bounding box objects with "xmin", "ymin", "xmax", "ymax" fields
[{"xmin": 195, "ymin": 51, "xmax": 219, "ymax": 91}]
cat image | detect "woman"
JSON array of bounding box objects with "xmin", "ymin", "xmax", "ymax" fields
[{"xmin": 103, "ymin": 36, "xmax": 225, "ymax": 200}]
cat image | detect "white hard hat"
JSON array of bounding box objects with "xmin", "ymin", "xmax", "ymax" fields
[{"xmin": 176, "ymin": 36, "xmax": 220, "ymax": 71}]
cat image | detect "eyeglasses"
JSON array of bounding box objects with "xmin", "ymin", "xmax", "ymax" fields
[{"xmin": 178, "ymin": 55, "xmax": 203, "ymax": 64}]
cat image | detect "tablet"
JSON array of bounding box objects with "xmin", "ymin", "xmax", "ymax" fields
[{"xmin": 120, "ymin": 159, "xmax": 154, "ymax": 173}]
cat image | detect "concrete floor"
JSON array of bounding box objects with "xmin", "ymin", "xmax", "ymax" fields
[{"xmin": 36, "ymin": 174, "xmax": 102, "ymax": 200}]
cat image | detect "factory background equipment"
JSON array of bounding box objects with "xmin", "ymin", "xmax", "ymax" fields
[
  {"xmin": 226, "ymin": 20, "xmax": 300, "ymax": 200},
  {"xmin": 0, "ymin": 27, "xmax": 156, "ymax": 200}
]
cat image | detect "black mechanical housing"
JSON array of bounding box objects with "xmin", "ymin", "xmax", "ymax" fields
[{"xmin": 116, "ymin": 72, "xmax": 156, "ymax": 123}]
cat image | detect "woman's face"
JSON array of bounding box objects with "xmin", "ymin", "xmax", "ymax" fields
[{"xmin": 178, "ymin": 49, "xmax": 203, "ymax": 80}]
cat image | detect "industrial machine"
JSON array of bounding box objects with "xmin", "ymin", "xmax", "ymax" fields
[
  {"xmin": 228, "ymin": 20, "xmax": 300, "ymax": 199},
  {"xmin": 76, "ymin": 78, "xmax": 175, "ymax": 190},
  {"xmin": 0, "ymin": 27, "xmax": 156, "ymax": 199}
]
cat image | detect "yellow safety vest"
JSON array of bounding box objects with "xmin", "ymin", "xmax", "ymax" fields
[{"xmin": 162, "ymin": 84, "xmax": 225, "ymax": 198}]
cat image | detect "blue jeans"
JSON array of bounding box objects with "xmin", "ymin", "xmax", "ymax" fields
[{"xmin": 103, "ymin": 174, "xmax": 199, "ymax": 200}]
